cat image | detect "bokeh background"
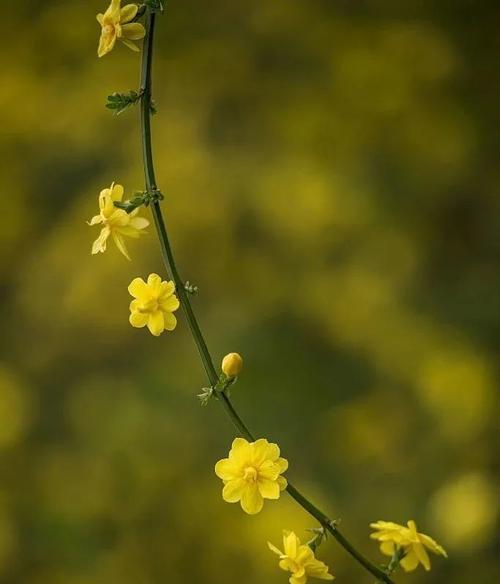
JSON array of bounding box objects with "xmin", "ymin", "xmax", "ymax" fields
[{"xmin": 1, "ymin": 1, "xmax": 499, "ymax": 582}]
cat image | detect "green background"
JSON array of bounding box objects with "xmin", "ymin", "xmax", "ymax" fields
[{"xmin": 0, "ymin": 1, "xmax": 498, "ymax": 582}]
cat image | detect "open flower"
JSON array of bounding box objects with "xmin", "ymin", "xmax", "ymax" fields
[
  {"xmin": 370, "ymin": 520, "xmax": 447, "ymax": 572},
  {"xmin": 128, "ymin": 273, "xmax": 180, "ymax": 336},
  {"xmin": 215, "ymin": 437, "xmax": 288, "ymax": 514},
  {"xmin": 97, "ymin": 0, "xmax": 146, "ymax": 57},
  {"xmin": 88, "ymin": 182, "xmax": 149, "ymax": 260},
  {"xmin": 268, "ymin": 531, "xmax": 334, "ymax": 584}
]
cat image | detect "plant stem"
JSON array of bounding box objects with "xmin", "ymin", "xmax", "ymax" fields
[{"xmin": 138, "ymin": 9, "xmax": 394, "ymax": 584}]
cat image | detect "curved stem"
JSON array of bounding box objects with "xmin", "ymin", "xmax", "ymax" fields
[{"xmin": 138, "ymin": 9, "xmax": 394, "ymax": 584}]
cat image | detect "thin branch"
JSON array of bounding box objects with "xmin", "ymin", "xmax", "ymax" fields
[{"xmin": 138, "ymin": 8, "xmax": 394, "ymax": 584}]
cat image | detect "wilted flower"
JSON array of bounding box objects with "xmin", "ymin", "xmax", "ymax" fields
[
  {"xmin": 128, "ymin": 273, "xmax": 180, "ymax": 336},
  {"xmin": 215, "ymin": 437, "xmax": 288, "ymax": 514},
  {"xmin": 97, "ymin": 0, "xmax": 146, "ymax": 58},
  {"xmin": 370, "ymin": 520, "xmax": 447, "ymax": 572},
  {"xmin": 88, "ymin": 182, "xmax": 149, "ymax": 260},
  {"xmin": 268, "ymin": 530, "xmax": 334, "ymax": 584},
  {"xmin": 221, "ymin": 352, "xmax": 243, "ymax": 378}
]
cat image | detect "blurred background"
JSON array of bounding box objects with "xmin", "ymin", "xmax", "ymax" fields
[{"xmin": 0, "ymin": 0, "xmax": 499, "ymax": 582}]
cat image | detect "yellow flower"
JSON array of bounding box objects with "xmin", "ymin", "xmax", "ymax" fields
[
  {"xmin": 96, "ymin": 0, "xmax": 146, "ymax": 58},
  {"xmin": 88, "ymin": 182, "xmax": 149, "ymax": 260},
  {"xmin": 221, "ymin": 352, "xmax": 243, "ymax": 378},
  {"xmin": 215, "ymin": 437, "xmax": 288, "ymax": 514},
  {"xmin": 370, "ymin": 520, "xmax": 448, "ymax": 572},
  {"xmin": 268, "ymin": 531, "xmax": 334, "ymax": 584},
  {"xmin": 128, "ymin": 273, "xmax": 180, "ymax": 336}
]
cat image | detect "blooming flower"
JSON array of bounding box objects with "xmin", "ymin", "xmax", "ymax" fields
[
  {"xmin": 88, "ymin": 182, "xmax": 149, "ymax": 260},
  {"xmin": 96, "ymin": 0, "xmax": 146, "ymax": 58},
  {"xmin": 268, "ymin": 530, "xmax": 334, "ymax": 584},
  {"xmin": 215, "ymin": 437, "xmax": 288, "ymax": 514},
  {"xmin": 128, "ymin": 273, "xmax": 180, "ymax": 336},
  {"xmin": 221, "ymin": 352, "xmax": 243, "ymax": 378},
  {"xmin": 370, "ymin": 520, "xmax": 447, "ymax": 572}
]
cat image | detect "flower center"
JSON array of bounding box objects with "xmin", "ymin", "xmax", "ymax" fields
[
  {"xmin": 103, "ymin": 24, "xmax": 115, "ymax": 35},
  {"xmin": 243, "ymin": 466, "xmax": 258, "ymax": 483},
  {"xmin": 139, "ymin": 297, "xmax": 159, "ymax": 313}
]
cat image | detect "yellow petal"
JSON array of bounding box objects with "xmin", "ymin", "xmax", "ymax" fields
[
  {"xmin": 147, "ymin": 273, "xmax": 162, "ymax": 292},
  {"xmin": 257, "ymin": 478, "xmax": 280, "ymax": 500},
  {"xmin": 110, "ymin": 183, "xmax": 124, "ymax": 201},
  {"xmin": 222, "ymin": 479, "xmax": 245, "ymax": 503},
  {"xmin": 87, "ymin": 214, "xmax": 102, "ymax": 226},
  {"xmin": 120, "ymin": 38, "xmax": 140, "ymax": 52},
  {"xmin": 160, "ymin": 295, "xmax": 180, "ymax": 313},
  {"xmin": 162, "ymin": 312, "xmax": 177, "ymax": 331},
  {"xmin": 91, "ymin": 227, "xmax": 110, "ymax": 254},
  {"xmin": 129, "ymin": 216, "xmax": 149, "ymax": 230},
  {"xmin": 240, "ymin": 483, "xmax": 263, "ymax": 515},
  {"xmin": 267, "ymin": 541, "xmax": 283, "ymax": 557},
  {"xmin": 379, "ymin": 541, "xmax": 395, "ymax": 556},
  {"xmin": 276, "ymin": 457, "xmax": 289, "ymax": 473},
  {"xmin": 277, "ymin": 476, "xmax": 288, "ymax": 491},
  {"xmin": 120, "ymin": 3, "xmax": 138, "ymax": 23},
  {"xmin": 283, "ymin": 531, "xmax": 299, "ymax": 558},
  {"xmin": 121, "ymin": 22, "xmax": 146, "ymax": 40},
  {"xmin": 96, "ymin": 13, "xmax": 104, "ymax": 24},
  {"xmin": 158, "ymin": 280, "xmax": 176, "ymax": 300},
  {"xmin": 97, "ymin": 30, "xmax": 117, "ymax": 58},
  {"xmin": 413, "ymin": 542, "xmax": 431, "ymax": 571},
  {"xmin": 400, "ymin": 550, "xmax": 419, "ymax": 572},
  {"xmin": 229, "ymin": 437, "xmax": 252, "ymax": 463},
  {"xmin": 128, "ymin": 277, "xmax": 148, "ymax": 298},
  {"xmin": 215, "ymin": 458, "xmax": 239, "ymax": 481},
  {"xmin": 129, "ymin": 311, "xmax": 148, "ymax": 328},
  {"xmin": 147, "ymin": 310, "xmax": 164, "ymax": 336},
  {"xmin": 252, "ymin": 438, "xmax": 280, "ymax": 466},
  {"xmin": 419, "ymin": 534, "xmax": 447, "ymax": 557},
  {"xmin": 112, "ymin": 231, "xmax": 131, "ymax": 260}
]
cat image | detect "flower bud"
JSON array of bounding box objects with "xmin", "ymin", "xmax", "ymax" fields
[{"xmin": 221, "ymin": 353, "xmax": 243, "ymax": 378}]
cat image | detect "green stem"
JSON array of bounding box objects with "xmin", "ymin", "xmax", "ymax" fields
[{"xmin": 138, "ymin": 9, "xmax": 394, "ymax": 584}]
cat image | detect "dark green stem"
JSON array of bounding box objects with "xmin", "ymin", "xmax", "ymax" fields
[{"xmin": 138, "ymin": 9, "xmax": 394, "ymax": 584}]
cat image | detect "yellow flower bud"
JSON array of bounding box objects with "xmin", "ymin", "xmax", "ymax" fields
[{"xmin": 221, "ymin": 353, "xmax": 243, "ymax": 378}]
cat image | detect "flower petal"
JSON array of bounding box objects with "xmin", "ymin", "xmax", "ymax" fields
[
  {"xmin": 283, "ymin": 531, "xmax": 299, "ymax": 558},
  {"xmin": 400, "ymin": 550, "xmax": 419, "ymax": 572},
  {"xmin": 413, "ymin": 542, "xmax": 431, "ymax": 571},
  {"xmin": 379, "ymin": 541, "xmax": 395, "ymax": 556},
  {"xmin": 215, "ymin": 458, "xmax": 239, "ymax": 481},
  {"xmin": 120, "ymin": 3, "xmax": 138, "ymax": 23},
  {"xmin": 158, "ymin": 280, "xmax": 176, "ymax": 300},
  {"xmin": 112, "ymin": 231, "xmax": 131, "ymax": 260},
  {"xmin": 147, "ymin": 310, "xmax": 164, "ymax": 336},
  {"xmin": 240, "ymin": 483, "xmax": 263, "ymax": 515},
  {"xmin": 419, "ymin": 534, "xmax": 447, "ymax": 557},
  {"xmin": 120, "ymin": 38, "xmax": 140, "ymax": 52},
  {"xmin": 160, "ymin": 295, "xmax": 180, "ymax": 313},
  {"xmin": 98, "ymin": 29, "xmax": 117, "ymax": 58},
  {"xmin": 257, "ymin": 478, "xmax": 280, "ymax": 500},
  {"xmin": 128, "ymin": 278, "xmax": 148, "ymax": 299},
  {"xmin": 162, "ymin": 312, "xmax": 177, "ymax": 331},
  {"xmin": 129, "ymin": 311, "xmax": 148, "ymax": 328},
  {"xmin": 252, "ymin": 438, "xmax": 280, "ymax": 466},
  {"xmin": 277, "ymin": 476, "xmax": 288, "ymax": 491},
  {"xmin": 121, "ymin": 23, "xmax": 146, "ymax": 40},
  {"xmin": 110, "ymin": 183, "xmax": 124, "ymax": 201},
  {"xmin": 222, "ymin": 479, "xmax": 245, "ymax": 503},
  {"xmin": 147, "ymin": 273, "xmax": 162, "ymax": 292},
  {"xmin": 91, "ymin": 227, "xmax": 110, "ymax": 254},
  {"xmin": 129, "ymin": 216, "xmax": 150, "ymax": 230},
  {"xmin": 87, "ymin": 214, "xmax": 103, "ymax": 226},
  {"xmin": 229, "ymin": 438, "xmax": 252, "ymax": 464},
  {"xmin": 267, "ymin": 541, "xmax": 283, "ymax": 557}
]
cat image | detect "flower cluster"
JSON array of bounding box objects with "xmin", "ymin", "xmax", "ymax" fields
[{"xmin": 370, "ymin": 520, "xmax": 448, "ymax": 572}]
